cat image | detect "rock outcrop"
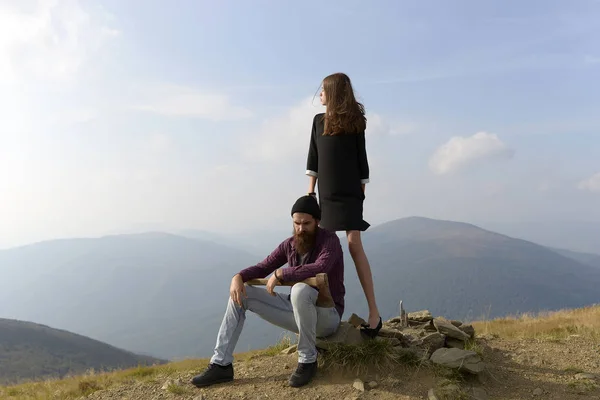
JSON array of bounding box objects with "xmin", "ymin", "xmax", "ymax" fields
[
  {"xmin": 429, "ymin": 348, "xmax": 485, "ymax": 374},
  {"xmin": 316, "ymin": 305, "xmax": 485, "ymax": 375}
]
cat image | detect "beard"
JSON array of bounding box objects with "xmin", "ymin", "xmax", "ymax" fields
[{"xmin": 293, "ymin": 229, "xmax": 317, "ymax": 255}]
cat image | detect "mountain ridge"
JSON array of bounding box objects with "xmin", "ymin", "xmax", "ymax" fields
[
  {"xmin": 345, "ymin": 216, "xmax": 600, "ymax": 322},
  {"xmin": 548, "ymin": 247, "xmax": 600, "ymax": 268},
  {"xmin": 2, "ymin": 216, "xmax": 597, "ymax": 260},
  {"xmin": 1, "ymin": 216, "xmax": 599, "ymax": 361},
  {"xmin": 0, "ymin": 318, "xmax": 165, "ymax": 385},
  {"xmin": 0, "ymin": 232, "xmax": 262, "ymax": 360}
]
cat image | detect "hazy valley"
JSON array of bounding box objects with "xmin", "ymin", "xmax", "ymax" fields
[
  {"xmin": 0, "ymin": 318, "xmax": 164, "ymax": 385},
  {"xmin": 1, "ymin": 216, "xmax": 599, "ymax": 378}
]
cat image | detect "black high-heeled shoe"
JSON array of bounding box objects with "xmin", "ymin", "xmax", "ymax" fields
[{"xmin": 360, "ymin": 316, "xmax": 382, "ymax": 339}]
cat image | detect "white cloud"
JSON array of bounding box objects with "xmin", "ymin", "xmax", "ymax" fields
[
  {"xmin": 243, "ymin": 98, "xmax": 401, "ymax": 163},
  {"xmin": 0, "ymin": 0, "xmax": 117, "ymax": 144},
  {"xmin": 429, "ymin": 131, "xmax": 514, "ymax": 175},
  {"xmin": 132, "ymin": 84, "xmax": 253, "ymax": 121},
  {"xmin": 367, "ymin": 113, "xmax": 416, "ymax": 136},
  {"xmin": 584, "ymin": 55, "xmax": 600, "ymax": 65},
  {"xmin": 46, "ymin": 108, "xmax": 98, "ymax": 127},
  {"xmin": 577, "ymin": 172, "xmax": 600, "ymax": 193},
  {"xmin": 145, "ymin": 133, "xmax": 173, "ymax": 155},
  {"xmin": 243, "ymin": 97, "xmax": 320, "ymax": 162},
  {"xmin": 0, "ymin": 0, "xmax": 119, "ymax": 85}
]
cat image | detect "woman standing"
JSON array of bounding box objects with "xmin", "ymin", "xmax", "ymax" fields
[{"xmin": 305, "ymin": 72, "xmax": 382, "ymax": 336}]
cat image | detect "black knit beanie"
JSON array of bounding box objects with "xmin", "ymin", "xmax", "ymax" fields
[{"xmin": 291, "ymin": 195, "xmax": 321, "ymax": 220}]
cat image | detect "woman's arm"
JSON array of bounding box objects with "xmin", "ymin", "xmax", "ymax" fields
[
  {"xmin": 308, "ymin": 175, "xmax": 317, "ymax": 194},
  {"xmin": 306, "ymin": 115, "xmax": 319, "ymax": 193},
  {"xmin": 357, "ymin": 131, "xmax": 369, "ymax": 185}
]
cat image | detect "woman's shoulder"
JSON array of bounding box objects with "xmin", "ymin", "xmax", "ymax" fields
[{"xmin": 312, "ymin": 113, "xmax": 325, "ymax": 132}]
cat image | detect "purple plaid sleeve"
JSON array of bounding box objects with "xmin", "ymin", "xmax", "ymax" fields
[
  {"xmin": 238, "ymin": 239, "xmax": 289, "ymax": 282},
  {"xmin": 280, "ymin": 234, "xmax": 343, "ymax": 282}
]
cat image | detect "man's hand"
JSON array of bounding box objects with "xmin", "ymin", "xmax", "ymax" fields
[
  {"xmin": 266, "ymin": 270, "xmax": 280, "ymax": 296},
  {"xmin": 230, "ymin": 274, "xmax": 246, "ymax": 307}
]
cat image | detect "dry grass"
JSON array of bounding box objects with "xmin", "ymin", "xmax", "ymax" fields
[
  {"xmin": 318, "ymin": 339, "xmax": 422, "ymax": 375},
  {"xmin": 0, "ymin": 373, "xmax": 116, "ymax": 400},
  {"xmin": 0, "ymin": 359, "xmax": 210, "ymax": 400},
  {"xmin": 4, "ymin": 304, "xmax": 599, "ymax": 399},
  {"xmin": 166, "ymin": 382, "xmax": 190, "ymax": 395},
  {"xmin": 472, "ymin": 304, "xmax": 600, "ymax": 341},
  {"xmin": 564, "ymin": 366, "xmax": 585, "ymax": 374},
  {"xmin": 568, "ymin": 379, "xmax": 599, "ymax": 394},
  {"xmin": 0, "ymin": 349, "xmax": 270, "ymax": 400},
  {"xmin": 431, "ymin": 364, "xmax": 465, "ymax": 383},
  {"xmin": 260, "ymin": 333, "xmax": 296, "ymax": 357},
  {"xmin": 124, "ymin": 365, "xmax": 157, "ymax": 379},
  {"xmin": 463, "ymin": 339, "xmax": 484, "ymax": 357},
  {"xmin": 433, "ymin": 377, "xmax": 470, "ymax": 400}
]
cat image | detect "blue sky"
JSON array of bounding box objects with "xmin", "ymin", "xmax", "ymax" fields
[{"xmin": 1, "ymin": 0, "xmax": 599, "ymax": 248}]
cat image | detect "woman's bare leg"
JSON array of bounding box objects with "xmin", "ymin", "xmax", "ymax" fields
[{"xmin": 346, "ymin": 230, "xmax": 380, "ymax": 328}]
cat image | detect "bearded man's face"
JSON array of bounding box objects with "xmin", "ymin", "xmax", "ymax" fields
[{"xmin": 292, "ymin": 213, "xmax": 318, "ymax": 254}]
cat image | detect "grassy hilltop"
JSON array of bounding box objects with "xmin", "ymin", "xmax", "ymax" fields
[{"xmin": 1, "ymin": 305, "xmax": 599, "ymax": 400}]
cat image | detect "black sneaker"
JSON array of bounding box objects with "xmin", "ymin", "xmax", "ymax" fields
[
  {"xmin": 288, "ymin": 361, "xmax": 317, "ymax": 387},
  {"xmin": 191, "ymin": 363, "xmax": 233, "ymax": 388}
]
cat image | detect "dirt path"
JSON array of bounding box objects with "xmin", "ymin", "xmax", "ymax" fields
[
  {"xmin": 85, "ymin": 336, "xmax": 600, "ymax": 400},
  {"xmin": 478, "ymin": 335, "xmax": 600, "ymax": 399}
]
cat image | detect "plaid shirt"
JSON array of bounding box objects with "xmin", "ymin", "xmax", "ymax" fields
[{"xmin": 238, "ymin": 227, "xmax": 345, "ymax": 317}]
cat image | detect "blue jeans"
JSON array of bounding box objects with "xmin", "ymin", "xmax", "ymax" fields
[{"xmin": 210, "ymin": 283, "xmax": 340, "ymax": 365}]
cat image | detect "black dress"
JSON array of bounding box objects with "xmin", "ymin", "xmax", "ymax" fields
[{"xmin": 306, "ymin": 113, "xmax": 370, "ymax": 232}]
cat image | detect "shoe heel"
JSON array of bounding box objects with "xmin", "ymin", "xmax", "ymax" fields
[{"xmin": 360, "ymin": 317, "xmax": 382, "ymax": 338}]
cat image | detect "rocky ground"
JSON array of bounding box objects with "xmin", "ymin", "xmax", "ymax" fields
[
  {"xmin": 80, "ymin": 310, "xmax": 600, "ymax": 400},
  {"xmin": 81, "ymin": 337, "xmax": 600, "ymax": 400}
]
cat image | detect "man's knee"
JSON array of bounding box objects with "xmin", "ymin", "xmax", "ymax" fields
[
  {"xmin": 290, "ymin": 283, "xmax": 317, "ymax": 304},
  {"xmin": 243, "ymin": 284, "xmax": 258, "ymax": 296},
  {"xmin": 241, "ymin": 284, "xmax": 263, "ymax": 301},
  {"xmin": 228, "ymin": 284, "xmax": 257, "ymax": 310}
]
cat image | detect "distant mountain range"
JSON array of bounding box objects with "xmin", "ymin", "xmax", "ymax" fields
[
  {"xmin": 342, "ymin": 217, "xmax": 600, "ymax": 322},
  {"xmin": 0, "ymin": 232, "xmax": 264, "ymax": 360},
  {"xmin": 174, "ymin": 228, "xmax": 289, "ymax": 256},
  {"xmin": 548, "ymin": 247, "xmax": 600, "ymax": 269},
  {"xmin": 0, "ymin": 318, "xmax": 164, "ymax": 385},
  {"xmin": 481, "ymin": 220, "xmax": 600, "ymax": 254},
  {"xmin": 1, "ymin": 217, "xmax": 599, "ymax": 366}
]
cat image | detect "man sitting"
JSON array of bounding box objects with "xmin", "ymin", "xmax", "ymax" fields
[{"xmin": 191, "ymin": 195, "xmax": 345, "ymax": 388}]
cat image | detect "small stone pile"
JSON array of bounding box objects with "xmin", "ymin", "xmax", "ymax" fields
[{"xmin": 314, "ymin": 304, "xmax": 485, "ymax": 376}]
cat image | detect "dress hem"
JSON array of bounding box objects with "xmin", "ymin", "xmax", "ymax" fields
[{"xmin": 319, "ymin": 220, "xmax": 370, "ymax": 233}]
